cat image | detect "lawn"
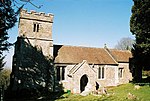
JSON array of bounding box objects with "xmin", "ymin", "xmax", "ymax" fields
[{"xmin": 56, "ymin": 83, "xmax": 150, "ymax": 101}]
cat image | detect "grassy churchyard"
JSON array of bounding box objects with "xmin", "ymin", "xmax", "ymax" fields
[{"xmin": 56, "ymin": 83, "xmax": 150, "ymax": 101}]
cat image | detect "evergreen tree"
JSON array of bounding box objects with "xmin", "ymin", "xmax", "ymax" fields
[
  {"xmin": 0, "ymin": 0, "xmax": 17, "ymax": 71},
  {"xmin": 130, "ymin": 0, "xmax": 150, "ymax": 82}
]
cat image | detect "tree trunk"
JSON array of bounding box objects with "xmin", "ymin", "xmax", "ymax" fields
[{"xmin": 134, "ymin": 66, "xmax": 142, "ymax": 83}]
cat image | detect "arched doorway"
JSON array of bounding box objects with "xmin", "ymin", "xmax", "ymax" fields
[{"xmin": 80, "ymin": 74, "xmax": 88, "ymax": 93}]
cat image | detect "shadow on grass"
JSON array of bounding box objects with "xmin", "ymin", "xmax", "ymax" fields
[{"xmin": 131, "ymin": 76, "xmax": 150, "ymax": 86}]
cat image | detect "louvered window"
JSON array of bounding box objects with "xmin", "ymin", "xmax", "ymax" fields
[{"xmin": 33, "ymin": 23, "xmax": 39, "ymax": 32}]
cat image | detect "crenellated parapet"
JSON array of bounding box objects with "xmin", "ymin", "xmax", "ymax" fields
[
  {"xmin": 19, "ymin": 9, "xmax": 54, "ymax": 57},
  {"xmin": 20, "ymin": 9, "xmax": 54, "ymax": 23}
]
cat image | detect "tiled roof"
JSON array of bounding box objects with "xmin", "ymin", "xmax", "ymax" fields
[
  {"xmin": 54, "ymin": 45, "xmax": 118, "ymax": 65},
  {"xmin": 108, "ymin": 49, "xmax": 132, "ymax": 62}
]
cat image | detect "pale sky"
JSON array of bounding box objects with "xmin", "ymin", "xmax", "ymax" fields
[{"xmin": 4, "ymin": 0, "xmax": 134, "ymax": 68}]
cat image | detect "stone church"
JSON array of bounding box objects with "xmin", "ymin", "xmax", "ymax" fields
[{"xmin": 10, "ymin": 9, "xmax": 132, "ymax": 94}]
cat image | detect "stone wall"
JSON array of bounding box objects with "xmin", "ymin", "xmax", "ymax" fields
[
  {"xmin": 118, "ymin": 63, "xmax": 133, "ymax": 84},
  {"xmin": 58, "ymin": 62, "xmax": 120, "ymax": 93},
  {"xmin": 95, "ymin": 65, "xmax": 118, "ymax": 87},
  {"xmin": 59, "ymin": 63, "xmax": 132, "ymax": 93}
]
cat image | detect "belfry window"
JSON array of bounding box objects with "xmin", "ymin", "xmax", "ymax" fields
[
  {"xmin": 98, "ymin": 66, "xmax": 105, "ymax": 79},
  {"xmin": 56, "ymin": 66, "xmax": 65, "ymax": 81},
  {"xmin": 37, "ymin": 24, "xmax": 39, "ymax": 32},
  {"xmin": 33, "ymin": 23, "xmax": 39, "ymax": 32}
]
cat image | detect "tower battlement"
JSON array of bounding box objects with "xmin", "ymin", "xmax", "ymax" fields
[
  {"xmin": 19, "ymin": 9, "xmax": 54, "ymax": 57},
  {"xmin": 20, "ymin": 9, "xmax": 54, "ymax": 23}
]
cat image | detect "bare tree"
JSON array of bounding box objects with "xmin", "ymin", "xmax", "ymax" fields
[
  {"xmin": 12, "ymin": 0, "xmax": 43, "ymax": 9},
  {"xmin": 115, "ymin": 37, "xmax": 135, "ymax": 51}
]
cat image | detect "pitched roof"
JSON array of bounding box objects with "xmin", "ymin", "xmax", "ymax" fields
[
  {"xmin": 108, "ymin": 49, "xmax": 132, "ymax": 62},
  {"xmin": 54, "ymin": 45, "xmax": 117, "ymax": 65}
]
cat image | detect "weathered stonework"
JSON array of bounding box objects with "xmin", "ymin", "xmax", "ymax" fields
[
  {"xmin": 54, "ymin": 45, "xmax": 133, "ymax": 93},
  {"xmin": 56, "ymin": 60, "xmax": 132, "ymax": 93},
  {"xmin": 10, "ymin": 9, "xmax": 54, "ymax": 93},
  {"xmin": 19, "ymin": 9, "xmax": 54, "ymax": 57},
  {"xmin": 10, "ymin": 9, "xmax": 132, "ymax": 95}
]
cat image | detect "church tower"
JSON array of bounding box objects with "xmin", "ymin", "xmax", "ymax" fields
[
  {"xmin": 10, "ymin": 9, "xmax": 54, "ymax": 92},
  {"xmin": 19, "ymin": 9, "xmax": 54, "ymax": 57}
]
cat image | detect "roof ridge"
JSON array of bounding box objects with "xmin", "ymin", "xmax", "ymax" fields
[
  {"xmin": 109, "ymin": 49, "xmax": 131, "ymax": 53},
  {"xmin": 54, "ymin": 44, "xmax": 104, "ymax": 49}
]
